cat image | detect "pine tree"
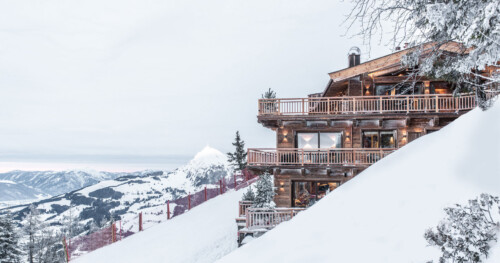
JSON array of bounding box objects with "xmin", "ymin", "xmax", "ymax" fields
[
  {"xmin": 241, "ymin": 186, "xmax": 255, "ymax": 202},
  {"xmin": 424, "ymin": 193, "xmax": 500, "ymax": 263},
  {"xmin": 0, "ymin": 213, "xmax": 22, "ymax": 263},
  {"xmin": 252, "ymin": 171, "xmax": 275, "ymax": 208},
  {"xmin": 24, "ymin": 205, "xmax": 43, "ymax": 263},
  {"xmin": 227, "ymin": 131, "xmax": 247, "ymax": 171},
  {"xmin": 261, "ymin": 88, "xmax": 276, "ymax": 99}
]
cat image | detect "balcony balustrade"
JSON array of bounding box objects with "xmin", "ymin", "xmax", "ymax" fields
[
  {"xmin": 258, "ymin": 94, "xmax": 480, "ymax": 116},
  {"xmin": 247, "ymin": 148, "xmax": 395, "ymax": 167}
]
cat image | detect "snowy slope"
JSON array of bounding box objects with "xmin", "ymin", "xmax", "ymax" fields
[
  {"xmin": 3, "ymin": 146, "xmax": 232, "ymax": 239},
  {"xmin": 73, "ymin": 187, "xmax": 245, "ymax": 263},
  {"xmin": 218, "ymin": 102, "xmax": 500, "ymax": 263}
]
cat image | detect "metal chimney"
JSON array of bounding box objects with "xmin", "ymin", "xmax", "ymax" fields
[{"xmin": 348, "ymin": 47, "xmax": 361, "ymax": 67}]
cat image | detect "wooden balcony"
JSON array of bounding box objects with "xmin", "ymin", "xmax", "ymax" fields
[
  {"xmin": 247, "ymin": 148, "xmax": 395, "ymax": 168},
  {"xmin": 258, "ymin": 94, "xmax": 478, "ymax": 117},
  {"xmin": 245, "ymin": 207, "xmax": 305, "ymax": 229}
]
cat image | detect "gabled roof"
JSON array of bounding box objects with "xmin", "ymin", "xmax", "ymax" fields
[{"xmin": 327, "ymin": 41, "xmax": 467, "ymax": 83}]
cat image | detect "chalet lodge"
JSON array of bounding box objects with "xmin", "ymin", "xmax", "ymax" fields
[{"xmin": 246, "ymin": 42, "xmax": 495, "ymax": 208}]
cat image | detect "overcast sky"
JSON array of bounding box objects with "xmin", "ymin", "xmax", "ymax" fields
[{"xmin": 0, "ymin": 0, "xmax": 390, "ymax": 172}]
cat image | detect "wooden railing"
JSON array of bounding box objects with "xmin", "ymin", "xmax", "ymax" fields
[
  {"xmin": 247, "ymin": 148, "xmax": 395, "ymax": 166},
  {"xmin": 239, "ymin": 201, "xmax": 253, "ymax": 217},
  {"xmin": 258, "ymin": 94, "xmax": 479, "ymax": 116},
  {"xmin": 246, "ymin": 207, "xmax": 305, "ymax": 229}
]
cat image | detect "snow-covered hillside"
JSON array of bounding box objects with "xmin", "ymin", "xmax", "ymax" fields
[
  {"xmin": 3, "ymin": 146, "xmax": 232, "ymax": 238},
  {"xmin": 73, "ymin": 187, "xmax": 245, "ymax": 263},
  {"xmin": 218, "ymin": 102, "xmax": 500, "ymax": 263}
]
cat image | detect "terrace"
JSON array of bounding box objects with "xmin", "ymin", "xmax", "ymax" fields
[{"xmin": 247, "ymin": 148, "xmax": 395, "ymax": 168}]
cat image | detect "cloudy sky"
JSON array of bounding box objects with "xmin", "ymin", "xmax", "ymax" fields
[{"xmin": 0, "ymin": 0, "xmax": 390, "ymax": 172}]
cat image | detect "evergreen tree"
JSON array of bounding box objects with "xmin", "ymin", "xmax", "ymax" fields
[
  {"xmin": 24, "ymin": 205, "xmax": 43, "ymax": 263},
  {"xmin": 241, "ymin": 186, "xmax": 255, "ymax": 202},
  {"xmin": 0, "ymin": 213, "xmax": 22, "ymax": 263},
  {"xmin": 252, "ymin": 171, "xmax": 275, "ymax": 208},
  {"xmin": 261, "ymin": 88, "xmax": 276, "ymax": 99},
  {"xmin": 424, "ymin": 193, "xmax": 500, "ymax": 263},
  {"xmin": 227, "ymin": 131, "xmax": 247, "ymax": 171}
]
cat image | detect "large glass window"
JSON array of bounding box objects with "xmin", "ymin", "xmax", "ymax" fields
[
  {"xmin": 320, "ymin": 132, "xmax": 342, "ymax": 148},
  {"xmin": 297, "ymin": 132, "xmax": 342, "ymax": 149},
  {"xmin": 293, "ymin": 181, "xmax": 340, "ymax": 207},
  {"xmin": 297, "ymin": 133, "xmax": 318, "ymax": 149},
  {"xmin": 362, "ymin": 130, "xmax": 396, "ymax": 148}
]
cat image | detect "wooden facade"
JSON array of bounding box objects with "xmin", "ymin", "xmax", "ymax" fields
[{"xmin": 247, "ymin": 44, "xmax": 492, "ymax": 208}]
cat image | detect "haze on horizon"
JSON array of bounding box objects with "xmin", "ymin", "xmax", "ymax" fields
[{"xmin": 0, "ymin": 0, "xmax": 390, "ymax": 171}]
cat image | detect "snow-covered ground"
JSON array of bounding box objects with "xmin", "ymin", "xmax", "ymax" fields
[
  {"xmin": 218, "ymin": 102, "xmax": 500, "ymax": 263},
  {"xmin": 73, "ymin": 187, "xmax": 246, "ymax": 263}
]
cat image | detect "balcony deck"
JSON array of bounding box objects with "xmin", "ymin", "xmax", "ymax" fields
[
  {"xmin": 247, "ymin": 148, "xmax": 395, "ymax": 168},
  {"xmin": 258, "ymin": 94, "xmax": 478, "ymax": 120}
]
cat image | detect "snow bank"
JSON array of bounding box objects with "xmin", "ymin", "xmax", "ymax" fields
[
  {"xmin": 218, "ymin": 102, "xmax": 500, "ymax": 263},
  {"xmin": 73, "ymin": 187, "xmax": 245, "ymax": 263}
]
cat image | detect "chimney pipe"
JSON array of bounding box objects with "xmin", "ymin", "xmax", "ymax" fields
[
  {"xmin": 395, "ymin": 46, "xmax": 401, "ymax": 51},
  {"xmin": 348, "ymin": 46, "xmax": 361, "ymax": 68},
  {"xmin": 404, "ymin": 43, "xmax": 409, "ymax": 49}
]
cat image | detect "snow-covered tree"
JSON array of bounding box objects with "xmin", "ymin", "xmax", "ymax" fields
[
  {"xmin": 346, "ymin": 0, "xmax": 500, "ymax": 109},
  {"xmin": 252, "ymin": 172, "xmax": 275, "ymax": 208},
  {"xmin": 227, "ymin": 131, "xmax": 247, "ymax": 171},
  {"xmin": 424, "ymin": 193, "xmax": 500, "ymax": 263},
  {"xmin": 24, "ymin": 205, "xmax": 43, "ymax": 263},
  {"xmin": 241, "ymin": 186, "xmax": 255, "ymax": 202},
  {"xmin": 0, "ymin": 213, "xmax": 22, "ymax": 263}
]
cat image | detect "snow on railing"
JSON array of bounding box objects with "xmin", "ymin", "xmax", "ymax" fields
[
  {"xmin": 67, "ymin": 169, "xmax": 258, "ymax": 261},
  {"xmin": 245, "ymin": 207, "xmax": 305, "ymax": 229}
]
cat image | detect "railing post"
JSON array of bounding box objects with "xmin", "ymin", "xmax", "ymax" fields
[
  {"xmin": 167, "ymin": 200, "xmax": 171, "ymax": 220},
  {"xmin": 406, "ymin": 96, "xmax": 409, "ymax": 113},
  {"xmin": 277, "ymin": 99, "xmax": 281, "ymax": 115},
  {"xmin": 327, "ymin": 149, "xmax": 330, "ymax": 165},
  {"xmin": 435, "ymin": 95, "xmax": 439, "ymax": 113},
  {"xmin": 352, "ymin": 97, "xmax": 356, "ymax": 114},
  {"xmin": 379, "ymin": 96, "xmax": 383, "ymax": 113},
  {"xmin": 139, "ymin": 212, "xmax": 143, "ymax": 232},
  {"xmin": 327, "ymin": 97, "xmax": 330, "ymax": 114},
  {"xmin": 302, "ymin": 98, "xmax": 305, "ymax": 115},
  {"xmin": 301, "ymin": 149, "xmax": 304, "ymax": 166}
]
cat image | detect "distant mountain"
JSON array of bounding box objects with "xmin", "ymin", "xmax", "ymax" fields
[
  {"xmin": 0, "ymin": 170, "xmax": 146, "ymax": 203},
  {"xmin": 3, "ymin": 146, "xmax": 233, "ymax": 237}
]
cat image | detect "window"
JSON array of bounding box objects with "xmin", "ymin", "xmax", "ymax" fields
[
  {"xmin": 362, "ymin": 130, "xmax": 396, "ymax": 148},
  {"xmin": 292, "ymin": 181, "xmax": 340, "ymax": 207},
  {"xmin": 297, "ymin": 132, "xmax": 342, "ymax": 149}
]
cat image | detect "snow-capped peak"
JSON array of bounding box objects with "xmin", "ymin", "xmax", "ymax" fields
[{"xmin": 189, "ymin": 145, "xmax": 228, "ymax": 167}]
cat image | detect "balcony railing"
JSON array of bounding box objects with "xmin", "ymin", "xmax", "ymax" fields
[
  {"xmin": 258, "ymin": 94, "xmax": 478, "ymax": 116},
  {"xmin": 246, "ymin": 207, "xmax": 305, "ymax": 229},
  {"xmin": 247, "ymin": 148, "xmax": 395, "ymax": 166}
]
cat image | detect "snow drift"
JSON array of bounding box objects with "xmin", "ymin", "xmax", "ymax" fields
[
  {"xmin": 219, "ymin": 102, "xmax": 500, "ymax": 263},
  {"xmin": 73, "ymin": 187, "xmax": 246, "ymax": 263}
]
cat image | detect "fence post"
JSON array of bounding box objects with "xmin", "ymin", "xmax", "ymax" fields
[
  {"xmin": 219, "ymin": 180, "xmax": 223, "ymax": 194},
  {"xmin": 112, "ymin": 223, "xmax": 117, "ymax": 243},
  {"xmin": 63, "ymin": 236, "xmax": 70, "ymax": 262},
  {"xmin": 234, "ymin": 174, "xmax": 236, "ymax": 188},
  {"xmin": 167, "ymin": 201, "xmax": 171, "ymax": 220},
  {"xmin": 139, "ymin": 212, "xmax": 143, "ymax": 232},
  {"xmin": 188, "ymin": 193, "xmax": 191, "ymax": 210},
  {"xmin": 120, "ymin": 220, "xmax": 122, "ymax": 241},
  {"xmin": 204, "ymin": 187, "xmax": 207, "ymax": 201}
]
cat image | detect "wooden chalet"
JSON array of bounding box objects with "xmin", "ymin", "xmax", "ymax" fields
[{"xmin": 246, "ymin": 42, "xmax": 496, "ymax": 208}]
